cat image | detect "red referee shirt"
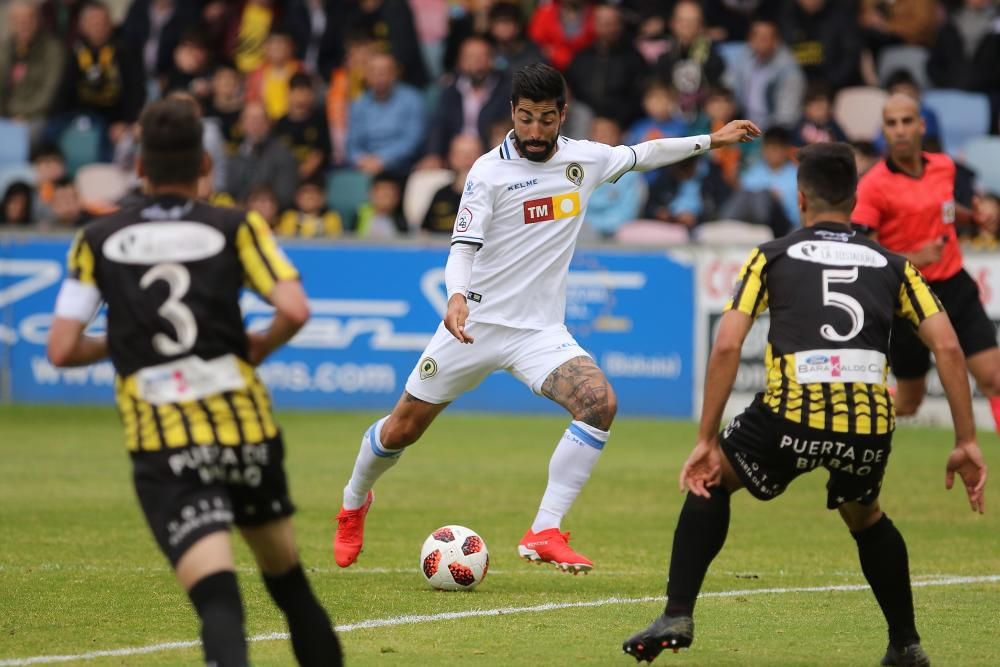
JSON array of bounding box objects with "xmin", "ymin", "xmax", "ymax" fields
[{"xmin": 853, "ymin": 152, "xmax": 962, "ymax": 282}]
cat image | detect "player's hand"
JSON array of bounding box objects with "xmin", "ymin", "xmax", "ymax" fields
[
  {"xmin": 946, "ymin": 441, "xmax": 987, "ymax": 513},
  {"xmin": 444, "ymin": 293, "xmax": 474, "ymax": 344},
  {"xmin": 911, "ymin": 236, "xmax": 945, "ymax": 268},
  {"xmin": 709, "ymin": 120, "xmax": 761, "ymax": 148},
  {"xmin": 680, "ymin": 437, "xmax": 723, "ymax": 499}
]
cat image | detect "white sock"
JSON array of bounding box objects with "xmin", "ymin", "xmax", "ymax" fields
[
  {"xmin": 531, "ymin": 421, "xmax": 608, "ymax": 533},
  {"xmin": 342, "ymin": 417, "xmax": 402, "ymax": 510}
]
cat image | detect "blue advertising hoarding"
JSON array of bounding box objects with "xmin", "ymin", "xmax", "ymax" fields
[{"xmin": 0, "ymin": 236, "xmax": 694, "ymax": 416}]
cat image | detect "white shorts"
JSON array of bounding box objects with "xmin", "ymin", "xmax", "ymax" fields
[{"xmin": 404, "ymin": 321, "xmax": 591, "ymax": 404}]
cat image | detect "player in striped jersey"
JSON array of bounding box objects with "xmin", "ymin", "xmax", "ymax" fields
[
  {"xmin": 623, "ymin": 144, "xmax": 987, "ymax": 666},
  {"xmin": 46, "ymin": 99, "xmax": 341, "ymax": 666}
]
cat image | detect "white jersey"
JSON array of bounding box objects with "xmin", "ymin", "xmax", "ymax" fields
[{"xmin": 451, "ymin": 132, "xmax": 641, "ymax": 329}]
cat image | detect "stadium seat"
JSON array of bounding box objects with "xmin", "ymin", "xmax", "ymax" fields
[
  {"xmin": 76, "ymin": 164, "xmax": 129, "ymax": 215},
  {"xmin": 833, "ymin": 87, "xmax": 888, "ymax": 141},
  {"xmin": 403, "ymin": 168, "xmax": 454, "ymax": 229},
  {"xmin": 693, "ymin": 220, "xmax": 774, "ymax": 245},
  {"xmin": 923, "ymin": 89, "xmax": 991, "ymax": 156},
  {"xmin": 0, "ymin": 120, "xmax": 30, "ymax": 168},
  {"xmin": 962, "ymin": 137, "xmax": 1000, "ymax": 195},
  {"xmin": 326, "ymin": 169, "xmax": 371, "ymax": 226},
  {"xmin": 716, "ymin": 41, "xmax": 747, "ymax": 78},
  {"xmin": 614, "ymin": 220, "xmax": 690, "ymax": 245},
  {"xmin": 877, "ymin": 45, "xmax": 930, "ymax": 89},
  {"xmin": 59, "ymin": 116, "xmax": 103, "ymax": 176}
]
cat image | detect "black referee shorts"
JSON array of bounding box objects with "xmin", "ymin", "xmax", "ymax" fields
[
  {"xmin": 132, "ymin": 434, "xmax": 295, "ymax": 566},
  {"xmin": 720, "ymin": 396, "xmax": 893, "ymax": 510},
  {"xmin": 890, "ymin": 268, "xmax": 998, "ymax": 379}
]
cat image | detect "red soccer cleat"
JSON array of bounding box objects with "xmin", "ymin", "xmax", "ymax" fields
[
  {"xmin": 517, "ymin": 527, "xmax": 593, "ymax": 574},
  {"xmin": 333, "ymin": 490, "xmax": 373, "ymax": 568}
]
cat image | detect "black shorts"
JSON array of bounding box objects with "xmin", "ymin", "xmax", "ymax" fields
[
  {"xmin": 132, "ymin": 434, "xmax": 295, "ymax": 566},
  {"xmin": 720, "ymin": 396, "xmax": 893, "ymax": 509},
  {"xmin": 890, "ymin": 269, "xmax": 998, "ymax": 379}
]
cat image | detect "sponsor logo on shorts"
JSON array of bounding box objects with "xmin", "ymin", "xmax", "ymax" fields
[
  {"xmin": 565, "ymin": 162, "xmax": 584, "ymax": 186},
  {"xmin": 419, "ymin": 357, "xmax": 438, "ymax": 380},
  {"xmin": 523, "ymin": 192, "xmax": 581, "ymax": 224},
  {"xmin": 456, "ymin": 208, "xmax": 473, "ymax": 232}
]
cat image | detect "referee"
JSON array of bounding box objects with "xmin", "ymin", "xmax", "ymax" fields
[
  {"xmin": 46, "ymin": 98, "xmax": 342, "ymax": 666},
  {"xmin": 854, "ymin": 93, "xmax": 1000, "ymax": 433},
  {"xmin": 623, "ymin": 143, "xmax": 987, "ymax": 666}
]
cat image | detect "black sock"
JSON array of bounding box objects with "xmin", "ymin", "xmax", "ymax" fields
[
  {"xmin": 665, "ymin": 489, "xmax": 731, "ymax": 617},
  {"xmin": 263, "ymin": 564, "xmax": 343, "ymax": 666},
  {"xmin": 851, "ymin": 514, "xmax": 920, "ymax": 648},
  {"xmin": 188, "ymin": 571, "xmax": 248, "ymax": 667}
]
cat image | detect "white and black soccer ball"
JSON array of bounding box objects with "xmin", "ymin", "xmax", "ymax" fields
[{"xmin": 419, "ymin": 525, "xmax": 489, "ymax": 591}]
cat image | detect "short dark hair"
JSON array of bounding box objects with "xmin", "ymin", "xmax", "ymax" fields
[
  {"xmin": 511, "ymin": 63, "xmax": 566, "ymax": 109},
  {"xmin": 762, "ymin": 126, "xmax": 793, "ymax": 146},
  {"xmin": 804, "ymin": 80, "xmax": 832, "ymax": 104},
  {"xmin": 797, "ymin": 142, "xmax": 857, "ymax": 213},
  {"xmin": 885, "ymin": 68, "xmax": 919, "ymax": 91},
  {"xmin": 489, "ymin": 2, "xmax": 523, "ymax": 25},
  {"xmin": 139, "ymin": 98, "xmax": 204, "ymax": 186},
  {"xmin": 30, "ymin": 143, "xmax": 63, "ymax": 163},
  {"xmin": 289, "ymin": 72, "xmax": 314, "ymax": 91}
]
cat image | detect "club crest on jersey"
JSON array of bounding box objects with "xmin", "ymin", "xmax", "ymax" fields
[
  {"xmin": 522, "ymin": 192, "xmax": 581, "ymax": 224},
  {"xmin": 455, "ymin": 207, "xmax": 473, "ymax": 232},
  {"xmin": 419, "ymin": 357, "xmax": 438, "ymax": 380},
  {"xmin": 565, "ymin": 162, "xmax": 584, "ymax": 186}
]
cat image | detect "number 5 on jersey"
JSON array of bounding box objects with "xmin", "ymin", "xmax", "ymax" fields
[{"xmin": 820, "ymin": 267, "xmax": 864, "ymax": 342}]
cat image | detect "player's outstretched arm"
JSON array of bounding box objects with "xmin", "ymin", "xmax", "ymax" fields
[
  {"xmin": 682, "ymin": 309, "xmax": 753, "ymax": 497},
  {"xmin": 629, "ymin": 120, "xmax": 760, "ymax": 173},
  {"xmin": 708, "ymin": 120, "xmax": 763, "ymax": 148},
  {"xmin": 917, "ymin": 311, "xmax": 987, "ymax": 513},
  {"xmin": 247, "ymin": 280, "xmax": 310, "ymax": 365}
]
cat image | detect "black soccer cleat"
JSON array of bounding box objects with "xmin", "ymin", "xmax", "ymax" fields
[
  {"xmin": 622, "ymin": 614, "xmax": 694, "ymax": 663},
  {"xmin": 881, "ymin": 642, "xmax": 931, "ymax": 667}
]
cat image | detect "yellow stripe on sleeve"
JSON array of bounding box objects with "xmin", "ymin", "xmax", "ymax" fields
[
  {"xmin": 236, "ymin": 212, "xmax": 300, "ymax": 297},
  {"xmin": 897, "ymin": 261, "xmax": 942, "ymax": 326},
  {"xmin": 67, "ymin": 230, "xmax": 97, "ymax": 285},
  {"xmin": 725, "ymin": 249, "xmax": 769, "ymax": 318}
]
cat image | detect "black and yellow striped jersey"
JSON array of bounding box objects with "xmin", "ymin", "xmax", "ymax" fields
[
  {"xmin": 67, "ymin": 194, "xmax": 299, "ymax": 452},
  {"xmin": 725, "ymin": 222, "xmax": 942, "ymax": 435}
]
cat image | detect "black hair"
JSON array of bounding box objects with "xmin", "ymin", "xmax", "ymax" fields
[
  {"xmin": 371, "ymin": 171, "xmax": 402, "ymax": 189},
  {"xmin": 1, "ymin": 181, "xmax": 34, "ymax": 224},
  {"xmin": 139, "ymin": 98, "xmax": 204, "ymax": 186},
  {"xmin": 642, "ymin": 76, "xmax": 675, "ymax": 96},
  {"xmin": 298, "ymin": 176, "xmax": 325, "ymax": 191},
  {"xmin": 511, "ymin": 63, "xmax": 566, "ymax": 109},
  {"xmin": 804, "ymin": 80, "xmax": 833, "ymax": 104},
  {"xmin": 851, "ymin": 140, "xmax": 879, "ymax": 158},
  {"xmin": 30, "ymin": 143, "xmax": 63, "ymax": 162},
  {"xmin": 289, "ymin": 72, "xmax": 314, "ymax": 91},
  {"xmin": 797, "ymin": 142, "xmax": 858, "ymax": 213},
  {"xmin": 763, "ymin": 126, "xmax": 793, "ymax": 146},
  {"xmin": 884, "ymin": 68, "xmax": 919, "ymax": 92},
  {"xmin": 705, "ymin": 85, "xmax": 734, "ymax": 101},
  {"xmin": 489, "ymin": 2, "xmax": 524, "ymax": 25}
]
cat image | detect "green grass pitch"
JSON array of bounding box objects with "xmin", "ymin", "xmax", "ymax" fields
[{"xmin": 1, "ymin": 405, "xmax": 998, "ymax": 666}]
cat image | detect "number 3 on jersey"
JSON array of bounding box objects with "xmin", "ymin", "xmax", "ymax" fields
[
  {"xmin": 140, "ymin": 263, "xmax": 197, "ymax": 355},
  {"xmin": 820, "ymin": 267, "xmax": 864, "ymax": 342}
]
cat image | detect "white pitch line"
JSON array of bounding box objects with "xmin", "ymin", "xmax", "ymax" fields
[{"xmin": 1, "ymin": 575, "xmax": 997, "ymax": 666}]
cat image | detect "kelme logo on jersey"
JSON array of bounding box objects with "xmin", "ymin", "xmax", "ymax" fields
[
  {"xmin": 565, "ymin": 162, "xmax": 584, "ymax": 186},
  {"xmin": 522, "ymin": 192, "xmax": 581, "ymax": 224},
  {"xmin": 419, "ymin": 357, "xmax": 438, "ymax": 380}
]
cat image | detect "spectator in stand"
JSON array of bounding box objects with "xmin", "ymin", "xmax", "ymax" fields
[
  {"xmin": 205, "ymin": 62, "xmax": 244, "ymax": 152},
  {"xmin": 442, "ymin": 0, "xmax": 493, "ymax": 75},
  {"xmin": 44, "ymin": 176, "xmax": 90, "ymax": 227},
  {"xmin": 119, "ymin": 0, "xmax": 201, "ymax": 90},
  {"xmin": 277, "ymin": 177, "xmax": 344, "ymax": 238},
  {"xmin": 653, "ymin": 1, "xmax": 725, "ymax": 121},
  {"xmin": 859, "ymin": 0, "xmax": 938, "ymax": 50},
  {"xmin": 353, "ymin": 171, "xmax": 407, "ymax": 238},
  {"xmin": 873, "ymin": 69, "xmax": 941, "ymax": 154},
  {"xmin": 0, "ymin": 1, "xmax": 65, "ymax": 129},
  {"xmin": 851, "ymin": 140, "xmax": 881, "ymax": 177},
  {"xmin": 644, "ymin": 155, "xmax": 730, "ymax": 228},
  {"xmin": 703, "ymin": 0, "xmax": 780, "ymax": 42},
  {"xmin": 1, "ymin": 182, "xmax": 34, "ymax": 226},
  {"xmin": 49, "ymin": 1, "xmax": 145, "ymax": 157},
  {"xmin": 246, "ymin": 29, "xmax": 305, "ymax": 121},
  {"xmin": 488, "ymin": 118, "xmax": 514, "ymax": 148},
  {"xmin": 226, "ymin": 0, "xmax": 280, "ymax": 75},
  {"xmin": 779, "ymin": 0, "xmax": 861, "ymax": 91},
  {"xmin": 737, "ymin": 126, "xmax": 799, "ymax": 227},
  {"xmin": 488, "ymin": 3, "xmax": 546, "ymax": 75},
  {"xmin": 283, "ymin": 0, "xmax": 342, "ymax": 81},
  {"xmin": 962, "ymin": 193, "xmax": 1000, "ymax": 251},
  {"xmin": 626, "ymin": 79, "xmax": 689, "ymax": 183},
  {"xmin": 584, "ymin": 117, "xmax": 646, "ymax": 239},
  {"xmin": 245, "ymin": 182, "xmax": 281, "ymax": 229},
  {"xmin": 422, "ymin": 134, "xmax": 483, "ymax": 235},
  {"xmin": 421, "ymin": 36, "xmax": 508, "ymax": 169},
  {"xmin": 30, "ymin": 144, "xmax": 67, "ymax": 221},
  {"xmin": 161, "ymin": 27, "xmax": 215, "ymax": 102},
  {"xmin": 528, "ymin": 0, "xmax": 596, "ymax": 72},
  {"xmin": 274, "ymin": 73, "xmax": 331, "ymax": 182},
  {"xmin": 793, "ymin": 81, "xmax": 848, "ymax": 146},
  {"xmin": 725, "ymin": 18, "xmax": 805, "ymax": 130},
  {"xmin": 347, "ymin": 52, "xmax": 426, "ymax": 176},
  {"xmin": 225, "ymin": 101, "xmax": 299, "ymax": 209},
  {"xmin": 342, "ymin": 0, "xmax": 428, "ymax": 89},
  {"xmin": 927, "ymin": 0, "xmax": 1000, "ymax": 94},
  {"xmin": 326, "ymin": 32, "xmax": 374, "ymax": 166},
  {"xmin": 566, "ymin": 3, "xmax": 647, "ymax": 130},
  {"xmin": 40, "ymin": 0, "xmax": 86, "ymax": 49}
]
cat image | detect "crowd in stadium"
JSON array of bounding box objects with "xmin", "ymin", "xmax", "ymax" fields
[{"xmin": 0, "ymin": 0, "xmax": 998, "ymax": 247}]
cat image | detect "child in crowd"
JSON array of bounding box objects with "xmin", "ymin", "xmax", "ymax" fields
[
  {"xmin": 1, "ymin": 182, "xmax": 33, "ymax": 225},
  {"xmin": 275, "ymin": 73, "xmax": 332, "ymax": 182},
  {"xmin": 277, "ymin": 178, "xmax": 343, "ymax": 238},
  {"xmin": 793, "ymin": 82, "xmax": 847, "ymax": 146},
  {"xmin": 354, "ymin": 172, "xmax": 407, "ymax": 238},
  {"xmin": 246, "ymin": 29, "xmax": 304, "ymax": 120},
  {"xmin": 422, "ymin": 134, "xmax": 483, "ymax": 234}
]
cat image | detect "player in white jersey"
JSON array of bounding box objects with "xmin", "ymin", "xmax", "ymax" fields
[{"xmin": 333, "ymin": 63, "xmax": 760, "ymax": 572}]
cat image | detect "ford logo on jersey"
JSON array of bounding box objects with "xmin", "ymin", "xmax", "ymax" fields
[{"xmin": 805, "ymin": 354, "xmax": 829, "ymax": 365}]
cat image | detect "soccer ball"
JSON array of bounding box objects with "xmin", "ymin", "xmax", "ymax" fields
[{"xmin": 419, "ymin": 525, "xmax": 489, "ymax": 591}]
